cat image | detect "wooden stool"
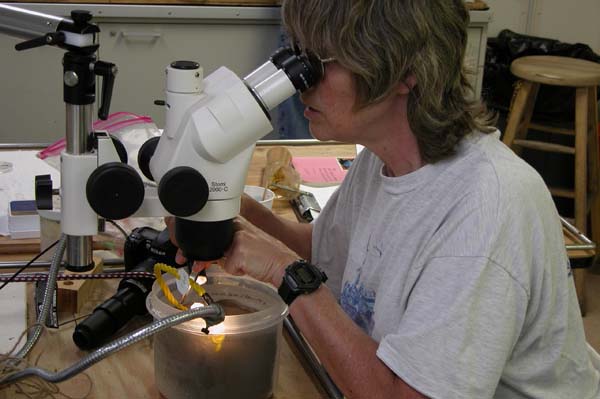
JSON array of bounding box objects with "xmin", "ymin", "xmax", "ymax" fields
[{"xmin": 502, "ymin": 55, "xmax": 600, "ymax": 314}]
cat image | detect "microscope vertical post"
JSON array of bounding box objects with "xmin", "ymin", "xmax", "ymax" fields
[{"xmin": 65, "ymin": 102, "xmax": 94, "ymax": 269}]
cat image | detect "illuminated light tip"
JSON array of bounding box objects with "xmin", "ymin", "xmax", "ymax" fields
[
  {"xmin": 196, "ymin": 275, "xmax": 208, "ymax": 285},
  {"xmin": 190, "ymin": 302, "xmax": 205, "ymax": 309}
]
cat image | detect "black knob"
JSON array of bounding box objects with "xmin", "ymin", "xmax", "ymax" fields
[
  {"xmin": 86, "ymin": 163, "xmax": 144, "ymax": 220},
  {"xmin": 158, "ymin": 166, "xmax": 209, "ymax": 217},
  {"xmin": 35, "ymin": 174, "xmax": 53, "ymax": 210},
  {"xmin": 71, "ymin": 10, "xmax": 93, "ymax": 25},
  {"xmin": 170, "ymin": 61, "xmax": 199, "ymax": 70},
  {"xmin": 137, "ymin": 137, "xmax": 160, "ymax": 181}
]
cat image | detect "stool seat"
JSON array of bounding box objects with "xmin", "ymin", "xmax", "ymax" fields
[{"xmin": 511, "ymin": 56, "xmax": 600, "ymax": 87}]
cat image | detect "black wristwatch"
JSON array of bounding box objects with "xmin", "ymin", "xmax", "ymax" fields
[{"xmin": 278, "ymin": 260, "xmax": 328, "ymax": 305}]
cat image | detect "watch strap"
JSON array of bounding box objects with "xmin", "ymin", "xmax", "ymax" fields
[{"xmin": 277, "ymin": 278, "xmax": 298, "ymax": 305}]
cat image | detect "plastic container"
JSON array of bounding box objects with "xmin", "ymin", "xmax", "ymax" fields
[
  {"xmin": 146, "ymin": 273, "xmax": 288, "ymax": 399},
  {"xmin": 243, "ymin": 185, "xmax": 275, "ymax": 209}
]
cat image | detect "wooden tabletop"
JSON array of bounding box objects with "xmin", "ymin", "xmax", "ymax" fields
[
  {"xmin": 15, "ymin": 278, "xmax": 326, "ymax": 398},
  {"xmin": 0, "ymin": 142, "xmax": 593, "ymax": 259}
]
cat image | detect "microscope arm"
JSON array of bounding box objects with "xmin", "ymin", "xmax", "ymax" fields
[{"xmin": 0, "ymin": 4, "xmax": 96, "ymax": 50}]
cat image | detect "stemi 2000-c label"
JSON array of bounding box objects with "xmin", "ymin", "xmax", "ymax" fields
[{"xmin": 209, "ymin": 181, "xmax": 229, "ymax": 193}]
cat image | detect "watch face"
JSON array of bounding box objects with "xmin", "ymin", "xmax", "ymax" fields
[
  {"xmin": 289, "ymin": 261, "xmax": 323, "ymax": 290},
  {"xmin": 296, "ymin": 267, "xmax": 316, "ymax": 284}
]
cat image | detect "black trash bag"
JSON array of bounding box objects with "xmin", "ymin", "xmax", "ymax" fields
[{"xmin": 483, "ymin": 29, "xmax": 600, "ymax": 123}]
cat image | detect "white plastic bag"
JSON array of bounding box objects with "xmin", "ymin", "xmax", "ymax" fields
[{"xmin": 38, "ymin": 112, "xmax": 160, "ymax": 177}]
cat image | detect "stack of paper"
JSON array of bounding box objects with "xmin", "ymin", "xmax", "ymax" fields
[
  {"xmin": 8, "ymin": 200, "xmax": 40, "ymax": 239},
  {"xmin": 291, "ymin": 157, "xmax": 348, "ymax": 186}
]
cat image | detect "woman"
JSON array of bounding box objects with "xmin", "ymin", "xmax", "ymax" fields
[{"xmin": 175, "ymin": 0, "xmax": 600, "ymax": 397}]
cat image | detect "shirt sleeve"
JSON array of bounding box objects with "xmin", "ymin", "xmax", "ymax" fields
[{"xmin": 376, "ymin": 256, "xmax": 528, "ymax": 399}]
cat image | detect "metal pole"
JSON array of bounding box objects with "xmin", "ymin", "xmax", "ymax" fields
[
  {"xmin": 0, "ymin": 259, "xmax": 124, "ymax": 270},
  {"xmin": 64, "ymin": 103, "xmax": 95, "ymax": 269},
  {"xmin": 0, "ymin": 4, "xmax": 67, "ymax": 40},
  {"xmin": 283, "ymin": 316, "xmax": 343, "ymax": 399}
]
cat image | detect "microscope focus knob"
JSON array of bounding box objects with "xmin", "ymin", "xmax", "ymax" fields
[
  {"xmin": 86, "ymin": 163, "xmax": 145, "ymax": 220},
  {"xmin": 158, "ymin": 166, "xmax": 209, "ymax": 217},
  {"xmin": 35, "ymin": 174, "xmax": 54, "ymax": 210}
]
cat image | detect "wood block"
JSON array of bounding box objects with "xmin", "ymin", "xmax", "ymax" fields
[{"xmin": 57, "ymin": 257, "xmax": 104, "ymax": 314}]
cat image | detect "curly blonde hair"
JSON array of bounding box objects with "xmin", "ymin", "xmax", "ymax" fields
[{"xmin": 282, "ymin": 0, "xmax": 496, "ymax": 163}]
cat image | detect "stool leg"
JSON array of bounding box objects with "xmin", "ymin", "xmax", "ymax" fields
[
  {"xmin": 575, "ymin": 87, "xmax": 589, "ymax": 233},
  {"xmin": 574, "ymin": 87, "xmax": 590, "ymax": 316},
  {"xmin": 503, "ymin": 81, "xmax": 539, "ymax": 155}
]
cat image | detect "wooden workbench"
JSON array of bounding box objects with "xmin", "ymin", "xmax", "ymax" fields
[
  {"xmin": 0, "ymin": 143, "xmax": 593, "ymax": 259},
  {"xmin": 0, "ymin": 142, "xmax": 595, "ymax": 398}
]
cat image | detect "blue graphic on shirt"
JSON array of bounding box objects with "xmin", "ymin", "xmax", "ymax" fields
[{"xmin": 340, "ymin": 269, "xmax": 376, "ymax": 334}]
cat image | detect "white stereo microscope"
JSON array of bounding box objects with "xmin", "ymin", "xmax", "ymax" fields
[{"xmin": 0, "ymin": 4, "xmax": 321, "ymax": 268}]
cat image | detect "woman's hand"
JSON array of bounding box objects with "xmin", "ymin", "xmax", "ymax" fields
[
  {"xmin": 165, "ymin": 215, "xmax": 298, "ymax": 286},
  {"xmin": 221, "ymin": 216, "xmax": 298, "ymax": 287}
]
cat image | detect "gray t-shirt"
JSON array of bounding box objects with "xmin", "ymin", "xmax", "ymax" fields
[{"xmin": 312, "ymin": 131, "xmax": 600, "ymax": 398}]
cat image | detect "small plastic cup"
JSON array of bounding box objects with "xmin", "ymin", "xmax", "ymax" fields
[{"xmin": 244, "ymin": 185, "xmax": 275, "ymax": 209}]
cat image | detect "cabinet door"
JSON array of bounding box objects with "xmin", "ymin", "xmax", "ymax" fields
[
  {"xmin": 98, "ymin": 22, "xmax": 280, "ymax": 128},
  {"xmin": 0, "ymin": 35, "xmax": 64, "ymax": 144}
]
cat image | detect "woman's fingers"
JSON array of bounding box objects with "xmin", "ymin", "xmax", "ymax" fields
[{"xmin": 175, "ymin": 249, "xmax": 187, "ymax": 265}]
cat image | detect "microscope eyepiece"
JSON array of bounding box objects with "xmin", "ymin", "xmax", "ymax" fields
[
  {"xmin": 243, "ymin": 46, "xmax": 321, "ymax": 112},
  {"xmin": 270, "ymin": 47, "xmax": 321, "ymax": 92}
]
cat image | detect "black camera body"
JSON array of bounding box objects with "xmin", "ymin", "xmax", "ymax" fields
[
  {"xmin": 123, "ymin": 226, "xmax": 177, "ymax": 271},
  {"xmin": 73, "ymin": 226, "xmax": 179, "ymax": 350}
]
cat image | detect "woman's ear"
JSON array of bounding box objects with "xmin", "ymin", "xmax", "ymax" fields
[{"xmin": 397, "ymin": 74, "xmax": 417, "ymax": 95}]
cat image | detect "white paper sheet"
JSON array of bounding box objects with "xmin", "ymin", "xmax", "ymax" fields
[{"xmin": 0, "ymin": 283, "xmax": 27, "ymax": 353}]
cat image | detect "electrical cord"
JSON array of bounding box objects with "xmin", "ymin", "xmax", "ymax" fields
[
  {"xmin": 15, "ymin": 234, "xmax": 66, "ymax": 359},
  {"xmin": 0, "ymin": 239, "xmax": 59, "ymax": 292}
]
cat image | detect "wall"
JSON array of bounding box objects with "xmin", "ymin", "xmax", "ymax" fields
[
  {"xmin": 485, "ymin": 0, "xmax": 600, "ymax": 53},
  {"xmin": 0, "ymin": 4, "xmax": 281, "ymax": 144}
]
